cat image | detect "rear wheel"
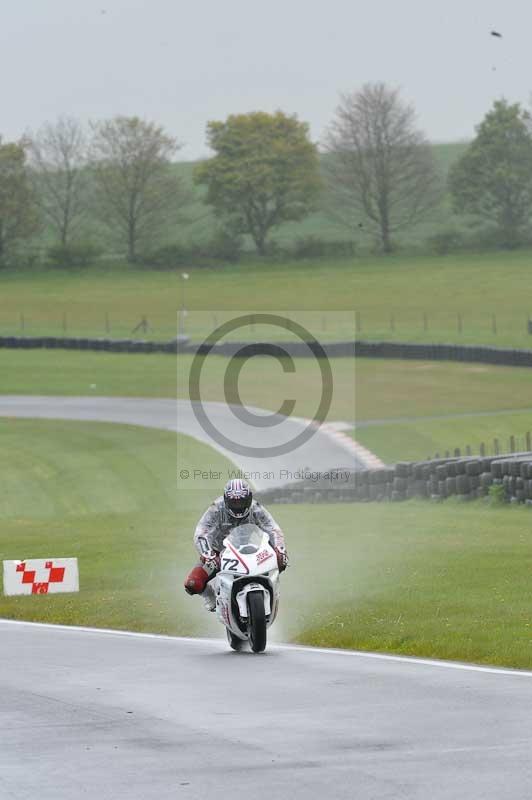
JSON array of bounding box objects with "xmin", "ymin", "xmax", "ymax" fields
[
  {"xmin": 247, "ymin": 591, "xmax": 267, "ymax": 653},
  {"xmin": 226, "ymin": 628, "xmax": 245, "ymax": 652}
]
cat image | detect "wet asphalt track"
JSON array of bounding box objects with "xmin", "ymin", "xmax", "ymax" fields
[
  {"xmin": 2, "ymin": 621, "xmax": 532, "ymax": 800},
  {"xmin": 0, "ymin": 395, "xmax": 362, "ymax": 489}
]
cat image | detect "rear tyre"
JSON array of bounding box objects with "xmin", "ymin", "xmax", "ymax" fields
[
  {"xmin": 247, "ymin": 591, "xmax": 267, "ymax": 653},
  {"xmin": 226, "ymin": 628, "xmax": 244, "ymax": 652}
]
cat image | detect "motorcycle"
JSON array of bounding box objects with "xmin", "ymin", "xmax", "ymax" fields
[{"xmin": 214, "ymin": 523, "xmax": 281, "ymax": 653}]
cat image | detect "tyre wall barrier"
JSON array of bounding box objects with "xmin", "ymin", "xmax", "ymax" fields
[
  {"xmin": 2, "ymin": 335, "xmax": 532, "ymax": 367},
  {"xmin": 259, "ymin": 453, "xmax": 532, "ymax": 506},
  {"xmin": 0, "ymin": 336, "xmax": 184, "ymax": 354}
]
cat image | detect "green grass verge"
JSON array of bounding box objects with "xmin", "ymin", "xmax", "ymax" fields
[
  {"xmin": 1, "ymin": 419, "xmax": 532, "ymax": 668},
  {"xmin": 293, "ymin": 499, "xmax": 532, "ymax": 669},
  {"xmin": 3, "ymin": 248, "xmax": 532, "ymax": 347},
  {"xmin": 2, "ymin": 350, "xmax": 532, "ymax": 424},
  {"xmin": 353, "ymin": 411, "xmax": 532, "ymax": 463},
  {"xmin": 0, "ymin": 420, "xmax": 232, "ymax": 637}
]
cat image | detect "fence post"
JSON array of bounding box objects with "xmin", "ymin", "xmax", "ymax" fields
[
  {"xmin": 445, "ymin": 450, "xmax": 450, "ymax": 458},
  {"xmin": 480, "ymin": 442, "xmax": 486, "ymax": 457},
  {"xmin": 493, "ymin": 438, "xmax": 499, "ymax": 455},
  {"xmin": 466, "ymin": 445, "xmax": 471, "ymax": 456},
  {"xmin": 510, "ymin": 435, "xmax": 516, "ymax": 453},
  {"xmin": 527, "ymin": 431, "xmax": 531, "ymax": 451}
]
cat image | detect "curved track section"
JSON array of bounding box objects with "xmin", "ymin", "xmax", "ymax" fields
[
  {"xmin": 0, "ymin": 395, "xmax": 364, "ymax": 489},
  {"xmin": 1, "ymin": 621, "xmax": 532, "ymax": 800}
]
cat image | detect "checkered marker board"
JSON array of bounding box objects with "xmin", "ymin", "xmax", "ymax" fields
[{"xmin": 3, "ymin": 559, "xmax": 79, "ymax": 596}]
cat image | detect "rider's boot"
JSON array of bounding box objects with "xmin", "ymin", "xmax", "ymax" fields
[{"xmin": 201, "ymin": 583, "xmax": 216, "ymax": 612}]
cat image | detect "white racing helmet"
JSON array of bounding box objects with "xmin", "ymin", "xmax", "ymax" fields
[{"xmin": 224, "ymin": 479, "xmax": 252, "ymax": 520}]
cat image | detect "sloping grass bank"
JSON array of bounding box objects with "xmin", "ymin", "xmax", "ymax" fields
[{"xmin": 1, "ymin": 419, "xmax": 532, "ymax": 668}]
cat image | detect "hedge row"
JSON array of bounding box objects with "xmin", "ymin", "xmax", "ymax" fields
[{"xmin": 260, "ymin": 453, "xmax": 532, "ymax": 505}]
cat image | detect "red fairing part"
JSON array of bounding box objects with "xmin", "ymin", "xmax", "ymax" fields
[{"xmin": 184, "ymin": 566, "xmax": 209, "ymax": 595}]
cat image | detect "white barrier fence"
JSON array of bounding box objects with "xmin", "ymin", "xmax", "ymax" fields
[{"xmin": 3, "ymin": 558, "xmax": 79, "ymax": 596}]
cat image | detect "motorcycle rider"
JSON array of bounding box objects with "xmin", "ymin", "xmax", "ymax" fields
[{"xmin": 184, "ymin": 479, "xmax": 288, "ymax": 611}]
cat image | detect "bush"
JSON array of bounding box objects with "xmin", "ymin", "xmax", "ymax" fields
[
  {"xmin": 427, "ymin": 229, "xmax": 464, "ymax": 255},
  {"xmin": 291, "ymin": 236, "xmax": 356, "ymax": 260},
  {"xmin": 488, "ymin": 483, "xmax": 506, "ymax": 505},
  {"xmin": 292, "ymin": 236, "xmax": 326, "ymax": 258},
  {"xmin": 0, "ymin": 245, "xmax": 43, "ymax": 270},
  {"xmin": 206, "ymin": 229, "xmax": 243, "ymax": 262},
  {"xmin": 142, "ymin": 231, "xmax": 243, "ymax": 271},
  {"xmin": 142, "ymin": 243, "xmax": 192, "ymax": 269},
  {"xmin": 470, "ymin": 226, "xmax": 531, "ymax": 251},
  {"xmin": 47, "ymin": 242, "xmax": 102, "ymax": 269}
]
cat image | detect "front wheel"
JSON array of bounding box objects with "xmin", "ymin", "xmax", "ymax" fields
[{"xmin": 247, "ymin": 591, "xmax": 267, "ymax": 653}]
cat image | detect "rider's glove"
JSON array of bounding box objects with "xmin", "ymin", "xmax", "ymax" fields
[
  {"xmin": 275, "ymin": 547, "xmax": 289, "ymax": 572},
  {"xmin": 200, "ymin": 551, "xmax": 221, "ymax": 575}
]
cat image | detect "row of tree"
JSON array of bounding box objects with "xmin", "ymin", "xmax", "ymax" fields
[{"xmin": 0, "ymin": 85, "xmax": 531, "ymax": 264}]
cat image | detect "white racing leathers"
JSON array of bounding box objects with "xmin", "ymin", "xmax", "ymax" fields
[{"xmin": 194, "ymin": 497, "xmax": 286, "ymax": 576}]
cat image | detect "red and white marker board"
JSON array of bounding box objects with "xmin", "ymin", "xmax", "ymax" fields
[{"xmin": 3, "ymin": 559, "xmax": 79, "ymax": 596}]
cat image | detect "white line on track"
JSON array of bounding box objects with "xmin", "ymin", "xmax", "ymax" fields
[{"xmin": 2, "ymin": 617, "xmax": 532, "ymax": 678}]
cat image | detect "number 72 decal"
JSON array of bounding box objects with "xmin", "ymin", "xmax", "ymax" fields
[{"xmin": 222, "ymin": 558, "xmax": 240, "ymax": 571}]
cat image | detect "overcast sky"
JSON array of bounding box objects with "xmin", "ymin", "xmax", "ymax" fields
[{"xmin": 1, "ymin": 0, "xmax": 529, "ymax": 160}]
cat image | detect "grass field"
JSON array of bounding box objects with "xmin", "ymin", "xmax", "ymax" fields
[
  {"xmin": 1, "ymin": 350, "xmax": 532, "ymax": 425},
  {"xmin": 2, "ymin": 249, "xmax": 532, "ymax": 347},
  {"xmin": 2, "ymin": 419, "xmax": 532, "ymax": 668},
  {"xmin": 353, "ymin": 411, "xmax": 532, "ymax": 463}
]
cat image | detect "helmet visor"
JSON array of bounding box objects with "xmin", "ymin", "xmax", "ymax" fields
[{"xmin": 226, "ymin": 495, "xmax": 252, "ymax": 517}]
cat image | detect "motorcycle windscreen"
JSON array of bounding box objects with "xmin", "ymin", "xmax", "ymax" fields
[{"xmin": 227, "ymin": 524, "xmax": 264, "ymax": 553}]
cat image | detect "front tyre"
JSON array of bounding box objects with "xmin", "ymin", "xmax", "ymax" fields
[
  {"xmin": 247, "ymin": 591, "xmax": 267, "ymax": 653},
  {"xmin": 226, "ymin": 628, "xmax": 244, "ymax": 652}
]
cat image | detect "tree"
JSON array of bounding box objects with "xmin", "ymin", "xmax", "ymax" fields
[
  {"xmin": 195, "ymin": 111, "xmax": 321, "ymax": 254},
  {"xmin": 27, "ymin": 116, "xmax": 88, "ymax": 246},
  {"xmin": 89, "ymin": 116, "xmax": 182, "ymax": 262},
  {"xmin": 324, "ymin": 83, "xmax": 441, "ymax": 253},
  {"xmin": 0, "ymin": 139, "xmax": 39, "ymax": 265},
  {"xmin": 449, "ymin": 100, "xmax": 532, "ymax": 248}
]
